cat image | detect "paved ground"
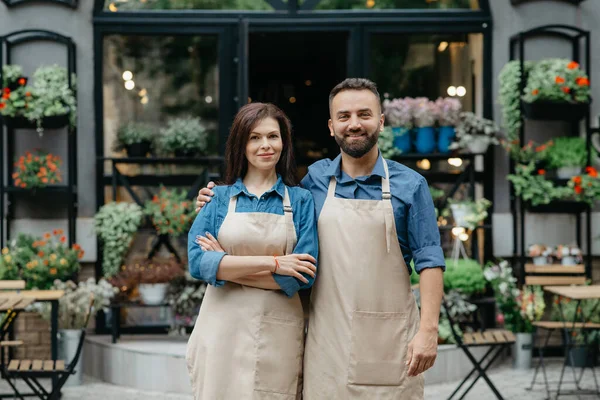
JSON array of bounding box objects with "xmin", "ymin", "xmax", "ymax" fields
[{"xmin": 1, "ymin": 359, "xmax": 597, "ymax": 399}]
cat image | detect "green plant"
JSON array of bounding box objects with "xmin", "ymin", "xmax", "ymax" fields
[
  {"xmin": 94, "ymin": 202, "xmax": 144, "ymax": 277},
  {"xmin": 545, "ymin": 137, "xmax": 588, "ymax": 169},
  {"xmin": 443, "ymin": 258, "xmax": 487, "ymax": 295},
  {"xmin": 498, "ymin": 60, "xmax": 533, "ymax": 140},
  {"xmin": 507, "ymin": 162, "xmax": 569, "ymax": 206},
  {"xmin": 551, "ymin": 297, "xmax": 600, "ymax": 345},
  {"xmin": 166, "ymin": 271, "xmax": 207, "ymax": 335},
  {"xmin": 157, "ymin": 116, "xmax": 208, "ymax": 155},
  {"xmin": 1, "ymin": 65, "xmax": 25, "ymax": 87},
  {"xmin": 12, "ymin": 151, "xmax": 62, "ymax": 189},
  {"xmin": 144, "ymin": 186, "xmax": 196, "ymax": 236},
  {"xmin": 502, "ymin": 138, "xmax": 551, "ymax": 164},
  {"xmin": 34, "ymin": 278, "xmax": 118, "ymax": 330},
  {"xmin": 523, "ymin": 59, "xmax": 591, "ymax": 104},
  {"xmin": 112, "ymin": 122, "xmax": 156, "ymax": 152},
  {"xmin": 377, "ymin": 126, "xmax": 402, "ymax": 158},
  {"xmin": 1, "ymin": 65, "xmax": 77, "ymax": 134},
  {"xmin": 450, "ymin": 112, "xmax": 501, "ymax": 150},
  {"xmin": 444, "ymin": 198, "xmax": 492, "ymax": 230},
  {"xmin": 568, "ymin": 167, "xmax": 600, "ymax": 205}
]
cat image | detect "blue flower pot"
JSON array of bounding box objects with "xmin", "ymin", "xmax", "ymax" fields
[
  {"xmin": 392, "ymin": 126, "xmax": 412, "ymax": 153},
  {"xmin": 414, "ymin": 126, "xmax": 436, "ymax": 154},
  {"xmin": 438, "ymin": 126, "xmax": 456, "ymax": 153}
]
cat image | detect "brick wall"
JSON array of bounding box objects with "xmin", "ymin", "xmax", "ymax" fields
[{"xmin": 13, "ymin": 312, "xmax": 51, "ymax": 359}]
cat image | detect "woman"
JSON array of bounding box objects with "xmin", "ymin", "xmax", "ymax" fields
[{"xmin": 186, "ymin": 102, "xmax": 318, "ymax": 400}]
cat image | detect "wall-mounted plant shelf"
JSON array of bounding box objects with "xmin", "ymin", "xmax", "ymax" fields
[{"xmin": 1, "ymin": 0, "xmax": 77, "ymax": 8}]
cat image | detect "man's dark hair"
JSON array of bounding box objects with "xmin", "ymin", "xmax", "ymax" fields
[{"xmin": 328, "ymin": 78, "xmax": 381, "ymax": 113}]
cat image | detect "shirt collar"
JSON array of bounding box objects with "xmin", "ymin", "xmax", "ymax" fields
[
  {"xmin": 230, "ymin": 175, "xmax": 285, "ymax": 198},
  {"xmin": 323, "ymin": 152, "xmax": 387, "ymax": 183}
]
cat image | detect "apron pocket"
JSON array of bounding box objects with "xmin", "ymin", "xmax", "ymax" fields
[
  {"xmin": 255, "ymin": 315, "xmax": 304, "ymax": 398},
  {"xmin": 348, "ymin": 311, "xmax": 408, "ymax": 386}
]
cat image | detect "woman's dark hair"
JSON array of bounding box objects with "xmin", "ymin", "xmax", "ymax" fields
[{"xmin": 223, "ymin": 102, "xmax": 297, "ymax": 186}]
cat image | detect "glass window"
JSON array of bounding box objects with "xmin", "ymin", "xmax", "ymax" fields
[
  {"xmin": 309, "ymin": 0, "xmax": 479, "ymax": 10},
  {"xmin": 103, "ymin": 0, "xmax": 274, "ymax": 11}
]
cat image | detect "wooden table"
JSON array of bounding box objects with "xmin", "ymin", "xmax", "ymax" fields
[
  {"xmin": 0, "ymin": 290, "xmax": 64, "ymax": 399},
  {"xmin": 543, "ymin": 285, "xmax": 600, "ymax": 398}
]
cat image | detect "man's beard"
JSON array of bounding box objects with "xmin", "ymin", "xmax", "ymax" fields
[{"xmin": 333, "ymin": 123, "xmax": 380, "ymax": 159}]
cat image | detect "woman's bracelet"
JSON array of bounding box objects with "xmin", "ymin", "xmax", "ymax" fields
[{"xmin": 272, "ymin": 256, "xmax": 280, "ymax": 273}]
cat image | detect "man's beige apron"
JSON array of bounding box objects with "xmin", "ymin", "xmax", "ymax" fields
[
  {"xmin": 303, "ymin": 161, "xmax": 424, "ymax": 399},
  {"xmin": 186, "ymin": 188, "xmax": 305, "ymax": 400}
]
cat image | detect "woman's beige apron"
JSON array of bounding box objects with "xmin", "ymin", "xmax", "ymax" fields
[
  {"xmin": 303, "ymin": 161, "xmax": 424, "ymax": 399},
  {"xmin": 186, "ymin": 188, "xmax": 305, "ymax": 400}
]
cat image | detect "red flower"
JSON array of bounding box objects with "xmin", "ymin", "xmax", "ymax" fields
[
  {"xmin": 562, "ymin": 86, "xmax": 570, "ymax": 94},
  {"xmin": 2, "ymin": 93, "xmax": 9, "ymax": 100},
  {"xmin": 17, "ymin": 78, "xmax": 26, "ymax": 86},
  {"xmin": 538, "ymin": 169, "xmax": 546, "ymax": 175},
  {"xmin": 37, "ymin": 251, "xmax": 44, "ymax": 257},
  {"xmin": 585, "ymin": 166, "xmax": 598, "ymax": 177},
  {"xmin": 574, "ymin": 185, "xmax": 583, "ymax": 194},
  {"xmin": 555, "ymin": 76, "xmax": 565, "ymax": 84},
  {"xmin": 532, "ymin": 89, "xmax": 539, "ymax": 95},
  {"xmin": 60, "ymin": 236, "xmax": 66, "ymax": 243},
  {"xmin": 2, "ymin": 88, "xmax": 9, "ymax": 94},
  {"xmin": 567, "ymin": 61, "xmax": 580, "ymax": 70},
  {"xmin": 535, "ymin": 145, "xmax": 546, "ymax": 152},
  {"xmin": 0, "ymin": 103, "xmax": 5, "ymax": 110},
  {"xmin": 25, "ymin": 91, "xmax": 31, "ymax": 97},
  {"xmin": 573, "ymin": 176, "xmax": 582, "ymax": 185}
]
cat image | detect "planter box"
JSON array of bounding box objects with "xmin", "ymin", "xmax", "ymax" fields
[
  {"xmin": 522, "ymin": 100, "xmax": 589, "ymax": 122},
  {"xmin": 2, "ymin": 113, "xmax": 70, "ymax": 130}
]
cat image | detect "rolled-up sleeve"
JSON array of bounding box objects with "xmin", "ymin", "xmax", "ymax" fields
[
  {"xmin": 408, "ymin": 177, "xmax": 445, "ymax": 274},
  {"xmin": 273, "ymin": 190, "xmax": 319, "ymax": 297},
  {"xmin": 187, "ymin": 194, "xmax": 227, "ymax": 286}
]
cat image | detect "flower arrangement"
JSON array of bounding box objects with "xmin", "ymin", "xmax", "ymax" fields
[
  {"xmin": 12, "ymin": 151, "xmax": 62, "ymax": 189},
  {"xmin": 34, "ymin": 278, "xmax": 118, "ymax": 330},
  {"xmin": 412, "ymin": 97, "xmax": 437, "ymax": 127},
  {"xmin": 166, "ymin": 271, "xmax": 207, "ymax": 335},
  {"xmin": 568, "ymin": 168, "xmax": 600, "ymax": 204},
  {"xmin": 528, "ymin": 244, "xmax": 554, "ymax": 262},
  {"xmin": 544, "ymin": 137, "xmax": 588, "ymax": 169},
  {"xmin": 157, "ymin": 117, "xmax": 208, "ymax": 156},
  {"xmin": 94, "ymin": 202, "xmax": 144, "ymax": 278},
  {"xmin": 0, "ymin": 231, "xmax": 83, "ymax": 290},
  {"xmin": 0, "ymin": 65, "xmax": 77, "ymax": 133},
  {"xmin": 144, "ymin": 186, "xmax": 196, "ymax": 237},
  {"xmin": 112, "ymin": 122, "xmax": 156, "ymax": 153},
  {"xmin": 445, "ymin": 198, "xmax": 492, "ymax": 230},
  {"xmin": 382, "ymin": 98, "xmax": 413, "ymax": 127},
  {"xmin": 435, "ymin": 97, "xmax": 462, "ymax": 126},
  {"xmin": 483, "ymin": 260, "xmax": 545, "ymax": 333},
  {"xmin": 503, "ymin": 139, "xmax": 552, "ymax": 164},
  {"xmin": 522, "ymin": 59, "xmax": 591, "ymax": 104},
  {"xmin": 377, "ymin": 126, "xmax": 402, "ymax": 158},
  {"xmin": 450, "ymin": 112, "xmax": 501, "ymax": 151},
  {"xmin": 554, "ymin": 244, "xmax": 582, "ymax": 265}
]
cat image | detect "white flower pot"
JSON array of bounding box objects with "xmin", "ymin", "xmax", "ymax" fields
[
  {"xmin": 561, "ymin": 256, "xmax": 577, "ymax": 266},
  {"xmin": 139, "ymin": 283, "xmax": 168, "ymax": 305},
  {"xmin": 58, "ymin": 329, "xmax": 83, "ymax": 386},
  {"xmin": 556, "ymin": 166, "xmax": 581, "ymax": 179},
  {"xmin": 532, "ymin": 256, "xmax": 547, "ymax": 266},
  {"xmin": 513, "ymin": 332, "xmax": 533, "ymax": 370},
  {"xmin": 466, "ymin": 137, "xmax": 490, "ymax": 154},
  {"xmin": 450, "ymin": 204, "xmax": 469, "ymax": 228}
]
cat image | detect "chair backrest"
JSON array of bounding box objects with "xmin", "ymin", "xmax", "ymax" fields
[
  {"xmin": 67, "ymin": 294, "xmax": 94, "ymax": 372},
  {"xmin": 0, "ymin": 280, "xmax": 26, "ymax": 290},
  {"xmin": 524, "ymin": 263, "xmax": 586, "ymax": 286}
]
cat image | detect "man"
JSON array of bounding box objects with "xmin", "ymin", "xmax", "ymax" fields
[{"xmin": 196, "ymin": 78, "xmax": 444, "ymax": 399}]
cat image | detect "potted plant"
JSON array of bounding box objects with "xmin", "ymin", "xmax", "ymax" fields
[
  {"xmin": 484, "ymin": 260, "xmax": 545, "ymax": 369},
  {"xmin": 382, "ymin": 97, "xmax": 413, "ymax": 153},
  {"xmin": 377, "ymin": 126, "xmax": 402, "ymax": 158},
  {"xmin": 1, "ymin": 65, "xmax": 27, "ymax": 91},
  {"xmin": 507, "ymin": 162, "xmax": 569, "ymax": 206},
  {"xmin": 12, "ymin": 151, "xmax": 62, "ymax": 189},
  {"xmin": 445, "ymin": 198, "xmax": 492, "ymax": 230},
  {"xmin": 112, "ymin": 122, "xmax": 155, "ymax": 157},
  {"xmin": 0, "ymin": 65, "xmax": 77, "ymax": 135},
  {"xmin": 33, "ymin": 278, "xmax": 118, "ymax": 386},
  {"xmin": 94, "ymin": 202, "xmax": 144, "ymax": 278},
  {"xmin": 551, "ymin": 297, "xmax": 599, "ymax": 367},
  {"xmin": 544, "ymin": 137, "xmax": 588, "ymax": 179},
  {"xmin": 568, "ymin": 167, "xmax": 600, "ymax": 205},
  {"xmin": 527, "ymin": 244, "xmax": 553, "ymax": 265},
  {"xmin": 130, "ymin": 257, "xmax": 185, "ymax": 305},
  {"xmin": 166, "ymin": 271, "xmax": 207, "ymax": 335},
  {"xmin": 412, "ymin": 97, "xmax": 437, "ymax": 154},
  {"xmin": 144, "ymin": 186, "xmax": 196, "ymax": 237},
  {"xmin": 450, "ymin": 112, "xmax": 501, "ymax": 154},
  {"xmin": 157, "ymin": 116, "xmax": 208, "ymax": 157},
  {"xmin": 443, "ymin": 258, "xmax": 487, "ymax": 296},
  {"xmin": 555, "ymin": 244, "xmax": 582, "ymax": 266},
  {"xmin": 522, "ymin": 59, "xmax": 591, "ymax": 121},
  {"xmin": 435, "ymin": 97, "xmax": 462, "ymax": 153},
  {"xmin": 498, "ymin": 60, "xmax": 533, "ymax": 142}
]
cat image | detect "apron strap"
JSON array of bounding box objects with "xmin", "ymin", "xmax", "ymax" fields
[
  {"xmin": 381, "ymin": 160, "xmax": 394, "ymax": 253},
  {"xmin": 228, "ymin": 195, "xmax": 237, "ymax": 213},
  {"xmin": 283, "ymin": 187, "xmax": 296, "ymax": 255},
  {"xmin": 327, "ymin": 176, "xmax": 337, "ymax": 198}
]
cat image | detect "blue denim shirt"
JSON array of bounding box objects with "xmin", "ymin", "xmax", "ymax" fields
[
  {"xmin": 188, "ymin": 176, "xmax": 318, "ymax": 297},
  {"xmin": 301, "ymin": 152, "xmax": 445, "ymax": 275}
]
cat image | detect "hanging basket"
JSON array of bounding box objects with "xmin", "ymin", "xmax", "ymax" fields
[
  {"xmin": 522, "ymin": 100, "xmax": 590, "ymax": 122},
  {"xmin": 2, "ymin": 112, "xmax": 71, "ymax": 130}
]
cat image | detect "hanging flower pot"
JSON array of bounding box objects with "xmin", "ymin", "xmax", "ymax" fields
[
  {"xmin": 522, "ymin": 100, "xmax": 590, "ymax": 122},
  {"xmin": 391, "ymin": 126, "xmax": 412, "ymax": 153},
  {"xmin": 437, "ymin": 126, "xmax": 456, "ymax": 153},
  {"xmin": 466, "ymin": 136, "xmax": 491, "ymax": 154},
  {"xmin": 125, "ymin": 140, "xmax": 152, "ymax": 157},
  {"xmin": 3, "ymin": 112, "xmax": 70, "ymax": 131},
  {"xmin": 414, "ymin": 127, "xmax": 436, "ymax": 154}
]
